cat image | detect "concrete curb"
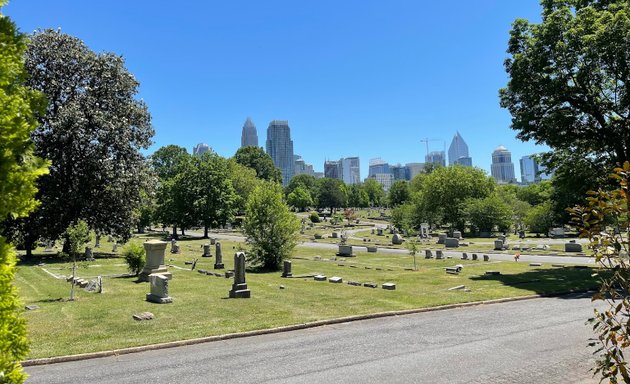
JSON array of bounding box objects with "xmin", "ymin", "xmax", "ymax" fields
[{"xmin": 22, "ymin": 290, "xmax": 590, "ymax": 367}]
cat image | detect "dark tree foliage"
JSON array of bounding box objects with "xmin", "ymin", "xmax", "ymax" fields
[
  {"xmin": 316, "ymin": 178, "xmax": 347, "ymax": 214},
  {"xmin": 16, "ymin": 30, "xmax": 153, "ymax": 250},
  {"xmin": 500, "ymin": 0, "xmax": 630, "ymax": 217},
  {"xmin": 388, "ymin": 180, "xmax": 411, "ymax": 207},
  {"xmin": 234, "ymin": 146, "xmax": 282, "ymax": 183}
]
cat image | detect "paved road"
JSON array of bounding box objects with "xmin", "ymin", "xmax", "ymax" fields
[{"xmin": 26, "ymin": 294, "xmax": 601, "ymax": 383}]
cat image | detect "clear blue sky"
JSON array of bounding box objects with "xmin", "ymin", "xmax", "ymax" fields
[{"xmin": 5, "ymin": 0, "xmax": 546, "ymax": 181}]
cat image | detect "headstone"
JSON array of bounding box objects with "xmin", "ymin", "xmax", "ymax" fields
[
  {"xmin": 210, "ymin": 238, "xmax": 216, "ymax": 245},
  {"xmin": 453, "ymin": 230, "xmax": 463, "ymax": 239},
  {"xmin": 139, "ymin": 240, "xmax": 172, "ymax": 282},
  {"xmin": 382, "ymin": 283, "xmax": 396, "ymax": 290},
  {"xmin": 436, "ymin": 250, "xmax": 444, "ymax": 259},
  {"xmin": 146, "ymin": 274, "xmax": 172, "ymax": 303},
  {"xmin": 94, "ymin": 236, "xmax": 101, "ymax": 248},
  {"xmin": 420, "ymin": 223, "xmax": 429, "ymax": 238},
  {"xmin": 214, "ymin": 242, "xmax": 224, "ymax": 269},
  {"xmin": 483, "ymin": 255, "xmax": 490, "ymax": 262},
  {"xmin": 565, "ymin": 243, "xmax": 583, "ymax": 252},
  {"xmin": 84, "ymin": 246, "xmax": 94, "ymax": 261},
  {"xmin": 461, "ymin": 253, "xmax": 468, "ymax": 260},
  {"xmin": 472, "ymin": 253, "xmax": 478, "ymax": 261},
  {"xmin": 202, "ymin": 244, "xmax": 211, "ymax": 257},
  {"xmin": 371, "ymin": 229, "xmax": 375, "ymax": 235},
  {"xmin": 392, "ymin": 234, "xmax": 403, "ymax": 245},
  {"xmin": 367, "ymin": 246, "xmax": 377, "ymax": 253},
  {"xmin": 444, "ymin": 238, "xmax": 459, "ymax": 248},
  {"xmin": 332, "ymin": 232, "xmax": 339, "ymax": 239},
  {"xmin": 314, "ymin": 233, "xmax": 322, "ymax": 239},
  {"xmin": 281, "ymin": 260, "xmax": 292, "ymax": 278},
  {"xmin": 314, "ymin": 274, "xmax": 327, "ymax": 281},
  {"xmin": 363, "ymin": 282, "xmax": 378, "ymax": 288},
  {"xmin": 437, "ymin": 234, "xmax": 447, "ymax": 244},
  {"xmin": 377, "ymin": 228, "xmax": 384, "ymax": 236},
  {"xmin": 529, "ymin": 263, "xmax": 542, "ymax": 267},
  {"xmin": 494, "ymin": 240, "xmax": 504, "ymax": 250},
  {"xmin": 498, "ymin": 235, "xmax": 507, "ymax": 243},
  {"xmin": 112, "ymin": 243, "xmax": 118, "ymax": 252},
  {"xmin": 229, "ymin": 252, "xmax": 251, "ymax": 298},
  {"xmin": 108, "ymin": 235, "xmax": 114, "ymax": 242},
  {"xmin": 44, "ymin": 240, "xmax": 54, "ymax": 252},
  {"xmin": 337, "ymin": 245, "xmax": 353, "ymax": 257},
  {"xmin": 329, "ymin": 276, "xmax": 342, "ymax": 283},
  {"xmin": 549, "ymin": 228, "xmax": 565, "ymax": 238},
  {"xmin": 170, "ymin": 242, "xmax": 180, "ymax": 254},
  {"xmin": 425, "ymin": 249, "xmax": 433, "ymax": 259}
]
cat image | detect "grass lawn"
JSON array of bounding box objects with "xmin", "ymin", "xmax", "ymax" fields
[{"xmin": 15, "ymin": 235, "xmax": 599, "ymax": 359}]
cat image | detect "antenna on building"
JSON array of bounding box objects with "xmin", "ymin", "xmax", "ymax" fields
[{"xmin": 420, "ymin": 138, "xmax": 441, "ymax": 158}]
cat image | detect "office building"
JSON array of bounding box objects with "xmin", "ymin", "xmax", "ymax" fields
[
  {"xmin": 341, "ymin": 157, "xmax": 361, "ymax": 185},
  {"xmin": 391, "ymin": 164, "xmax": 408, "ymax": 181},
  {"xmin": 265, "ymin": 120, "xmax": 294, "ymax": 186},
  {"xmin": 519, "ymin": 156, "xmax": 539, "ymax": 184},
  {"xmin": 324, "ymin": 160, "xmax": 341, "ymax": 179},
  {"xmin": 491, "ymin": 146, "xmax": 516, "ymax": 183},
  {"xmin": 193, "ymin": 143, "xmax": 211, "ymax": 156},
  {"xmin": 368, "ymin": 158, "xmax": 390, "ymax": 177},
  {"xmin": 448, "ymin": 132, "xmax": 471, "ymax": 166},
  {"xmin": 425, "ymin": 151, "xmax": 446, "ymax": 167},
  {"xmin": 241, "ymin": 117, "xmax": 258, "ymax": 148},
  {"xmin": 294, "ymin": 155, "xmax": 315, "ymax": 177},
  {"xmin": 406, "ymin": 163, "xmax": 425, "ymax": 179}
]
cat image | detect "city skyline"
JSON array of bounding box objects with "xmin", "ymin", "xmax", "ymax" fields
[{"xmin": 5, "ymin": 1, "xmax": 548, "ymax": 181}]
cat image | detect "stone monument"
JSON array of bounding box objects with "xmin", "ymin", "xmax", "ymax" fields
[
  {"xmin": 214, "ymin": 242, "xmax": 224, "ymax": 269},
  {"xmin": 229, "ymin": 252, "xmax": 250, "ymax": 298},
  {"xmin": 281, "ymin": 260, "xmax": 292, "ymax": 278},
  {"xmin": 139, "ymin": 240, "xmax": 172, "ymax": 282},
  {"xmin": 84, "ymin": 246, "xmax": 94, "ymax": 261},
  {"xmin": 146, "ymin": 274, "xmax": 172, "ymax": 304},
  {"xmin": 202, "ymin": 243, "xmax": 211, "ymax": 257}
]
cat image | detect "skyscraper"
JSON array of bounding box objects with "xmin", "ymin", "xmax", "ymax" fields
[
  {"xmin": 241, "ymin": 117, "xmax": 258, "ymax": 148},
  {"xmin": 324, "ymin": 160, "xmax": 341, "ymax": 179},
  {"xmin": 519, "ymin": 155, "xmax": 539, "ymax": 184},
  {"xmin": 448, "ymin": 131, "xmax": 471, "ymax": 166},
  {"xmin": 193, "ymin": 143, "xmax": 211, "ymax": 156},
  {"xmin": 294, "ymin": 155, "xmax": 315, "ymax": 176},
  {"xmin": 341, "ymin": 157, "xmax": 360, "ymax": 185},
  {"xmin": 425, "ymin": 151, "xmax": 446, "ymax": 167},
  {"xmin": 265, "ymin": 120, "xmax": 294, "ymax": 186},
  {"xmin": 491, "ymin": 146, "xmax": 516, "ymax": 183}
]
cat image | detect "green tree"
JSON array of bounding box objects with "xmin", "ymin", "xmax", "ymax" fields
[
  {"xmin": 243, "ymin": 182, "xmax": 300, "ymax": 270},
  {"xmin": 363, "ymin": 178, "xmax": 386, "ymax": 207},
  {"xmin": 17, "ymin": 29, "xmax": 153, "ymax": 251},
  {"xmin": 285, "ymin": 174, "xmax": 318, "ymax": 198},
  {"xmin": 500, "ymin": 0, "xmax": 630, "ymax": 218},
  {"xmin": 0, "ymin": 5, "xmax": 49, "ymax": 381},
  {"xmin": 516, "ymin": 180, "xmax": 553, "ymax": 206},
  {"xmin": 287, "ymin": 186, "xmax": 313, "ymax": 211},
  {"xmin": 316, "ymin": 178, "xmax": 347, "ymax": 214},
  {"xmin": 151, "ymin": 146, "xmax": 192, "ymax": 237},
  {"xmin": 416, "ymin": 165, "xmax": 495, "ymax": 230},
  {"xmin": 388, "ymin": 180, "xmax": 410, "ymax": 207},
  {"xmin": 234, "ymin": 146, "xmax": 282, "ymax": 183},
  {"xmin": 524, "ymin": 201, "xmax": 555, "ymax": 235},
  {"xmin": 226, "ymin": 159, "xmax": 260, "ymax": 213},
  {"xmin": 463, "ymin": 195, "xmax": 513, "ymax": 234},
  {"xmin": 188, "ymin": 153, "xmax": 238, "ymax": 238},
  {"xmin": 348, "ymin": 184, "xmax": 369, "ymax": 208}
]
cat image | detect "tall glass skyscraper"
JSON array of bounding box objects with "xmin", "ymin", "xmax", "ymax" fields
[
  {"xmin": 266, "ymin": 120, "xmax": 294, "ymax": 186},
  {"xmin": 491, "ymin": 146, "xmax": 516, "ymax": 183},
  {"xmin": 241, "ymin": 117, "xmax": 258, "ymax": 148},
  {"xmin": 448, "ymin": 131, "xmax": 471, "ymax": 166}
]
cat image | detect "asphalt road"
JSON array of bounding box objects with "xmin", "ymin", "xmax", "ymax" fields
[{"xmin": 26, "ymin": 294, "xmax": 601, "ymax": 383}]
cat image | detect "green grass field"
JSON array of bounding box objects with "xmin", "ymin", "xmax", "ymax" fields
[{"xmin": 15, "ymin": 233, "xmax": 598, "ymax": 359}]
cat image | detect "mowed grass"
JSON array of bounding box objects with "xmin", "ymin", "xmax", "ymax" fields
[{"xmin": 15, "ymin": 236, "xmax": 599, "ymax": 359}]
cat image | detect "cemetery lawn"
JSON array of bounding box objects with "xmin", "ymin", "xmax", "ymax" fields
[{"xmin": 15, "ymin": 239, "xmax": 599, "ymax": 359}]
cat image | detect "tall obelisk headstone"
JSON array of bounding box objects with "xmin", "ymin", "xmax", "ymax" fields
[{"xmin": 229, "ymin": 252, "xmax": 250, "ymax": 298}]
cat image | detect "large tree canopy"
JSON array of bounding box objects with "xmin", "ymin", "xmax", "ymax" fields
[
  {"xmin": 0, "ymin": 5, "xmax": 49, "ymax": 382},
  {"xmin": 501, "ymin": 0, "xmax": 630, "ymax": 162},
  {"xmin": 234, "ymin": 146, "xmax": 282, "ymax": 183},
  {"xmin": 18, "ymin": 29, "xmax": 153, "ymax": 246}
]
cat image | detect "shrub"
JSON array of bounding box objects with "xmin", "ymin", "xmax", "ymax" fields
[
  {"xmin": 309, "ymin": 212, "xmax": 320, "ymax": 223},
  {"xmin": 122, "ymin": 242, "xmax": 145, "ymax": 276}
]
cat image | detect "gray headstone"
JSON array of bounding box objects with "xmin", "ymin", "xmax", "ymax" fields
[
  {"xmin": 437, "ymin": 234, "xmax": 447, "ymax": 244},
  {"xmin": 214, "ymin": 242, "xmax": 224, "ymax": 269},
  {"xmin": 483, "ymin": 255, "xmax": 490, "ymax": 261},
  {"xmin": 202, "ymin": 244, "xmax": 211, "ymax": 257},
  {"xmin": 332, "ymin": 232, "xmax": 339, "ymax": 239},
  {"xmin": 461, "ymin": 253, "xmax": 468, "ymax": 260},
  {"xmin": 229, "ymin": 252, "xmax": 250, "ymax": 298},
  {"xmin": 171, "ymin": 242, "xmax": 180, "ymax": 254},
  {"xmin": 564, "ymin": 243, "xmax": 583, "ymax": 252},
  {"xmin": 425, "ymin": 249, "xmax": 433, "ymax": 259},
  {"xmin": 392, "ymin": 234, "xmax": 404, "ymax": 245},
  {"xmin": 314, "ymin": 274, "xmax": 327, "ymax": 281},
  {"xmin": 494, "ymin": 240, "xmax": 504, "ymax": 250},
  {"xmin": 329, "ymin": 276, "xmax": 343, "ymax": 283},
  {"xmin": 377, "ymin": 228, "xmax": 384, "ymax": 236},
  {"xmin": 338, "ymin": 245, "xmax": 353, "ymax": 257},
  {"xmin": 444, "ymin": 238, "xmax": 459, "ymax": 248},
  {"xmin": 367, "ymin": 246, "xmax": 377, "ymax": 253},
  {"xmin": 281, "ymin": 260, "xmax": 292, "ymax": 278},
  {"xmin": 436, "ymin": 250, "xmax": 444, "ymax": 259},
  {"xmin": 84, "ymin": 246, "xmax": 94, "ymax": 261},
  {"xmin": 472, "ymin": 253, "xmax": 478, "ymax": 261},
  {"xmin": 146, "ymin": 274, "xmax": 173, "ymax": 304},
  {"xmin": 382, "ymin": 283, "xmax": 396, "ymax": 290},
  {"xmin": 453, "ymin": 230, "xmax": 462, "ymax": 239}
]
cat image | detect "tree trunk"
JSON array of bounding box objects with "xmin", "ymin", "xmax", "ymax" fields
[
  {"xmin": 203, "ymin": 226, "xmax": 209, "ymax": 238},
  {"xmin": 62, "ymin": 236, "xmax": 70, "ymax": 254},
  {"xmin": 137, "ymin": 224, "xmax": 145, "ymax": 234},
  {"xmin": 172, "ymin": 226, "xmax": 178, "ymax": 240},
  {"xmin": 24, "ymin": 239, "xmax": 34, "ymax": 260},
  {"xmin": 181, "ymin": 228, "xmax": 185, "ymax": 236}
]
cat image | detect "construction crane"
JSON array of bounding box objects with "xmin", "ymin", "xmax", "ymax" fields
[{"xmin": 420, "ymin": 138, "xmax": 441, "ymax": 158}]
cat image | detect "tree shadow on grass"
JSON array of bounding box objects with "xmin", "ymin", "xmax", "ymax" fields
[{"xmin": 469, "ymin": 266, "xmax": 601, "ymax": 298}]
